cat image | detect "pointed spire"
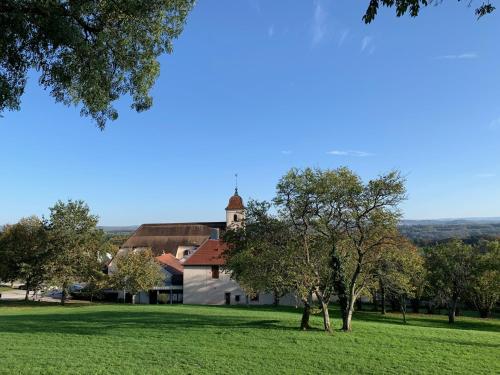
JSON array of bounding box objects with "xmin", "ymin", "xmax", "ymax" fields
[{"xmin": 234, "ymin": 173, "xmax": 239, "ymax": 196}]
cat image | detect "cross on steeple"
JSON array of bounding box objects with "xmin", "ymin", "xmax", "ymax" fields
[{"xmin": 234, "ymin": 173, "xmax": 239, "ymax": 196}]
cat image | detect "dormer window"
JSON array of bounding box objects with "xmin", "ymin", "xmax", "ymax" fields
[{"xmin": 183, "ymin": 250, "xmax": 190, "ymax": 257}]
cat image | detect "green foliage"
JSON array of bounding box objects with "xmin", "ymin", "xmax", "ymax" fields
[
  {"xmin": 110, "ymin": 248, "xmax": 165, "ymax": 298},
  {"xmin": 276, "ymin": 167, "xmax": 406, "ymax": 331},
  {"xmin": 45, "ymin": 200, "xmax": 105, "ymax": 303},
  {"xmin": 363, "ymin": 0, "xmax": 495, "ymax": 23},
  {"xmin": 424, "ymin": 240, "xmax": 475, "ymax": 323},
  {"xmin": 0, "ymin": 304, "xmax": 498, "ymax": 374},
  {"xmin": 0, "ymin": 0, "xmax": 195, "ymax": 128},
  {"xmin": 399, "ymin": 222, "xmax": 500, "ymax": 244},
  {"xmin": 223, "ymin": 200, "xmax": 298, "ymax": 301},
  {"xmin": 0, "ymin": 216, "xmax": 49, "ymax": 296},
  {"xmin": 468, "ymin": 241, "xmax": 500, "ymax": 318}
]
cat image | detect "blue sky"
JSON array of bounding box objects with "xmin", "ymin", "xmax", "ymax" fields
[{"xmin": 1, "ymin": 0, "xmax": 499, "ymax": 225}]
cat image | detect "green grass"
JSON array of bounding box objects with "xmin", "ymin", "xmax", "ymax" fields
[
  {"xmin": 0, "ymin": 302, "xmax": 498, "ymax": 375},
  {"xmin": 0, "ymin": 286, "xmax": 13, "ymax": 292}
]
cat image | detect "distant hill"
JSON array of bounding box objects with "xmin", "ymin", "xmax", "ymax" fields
[
  {"xmin": 99, "ymin": 226, "xmax": 138, "ymax": 234},
  {"xmin": 400, "ymin": 217, "xmax": 500, "ymax": 226},
  {"xmin": 399, "ymin": 218, "xmax": 500, "ymax": 244},
  {"xmin": 97, "ymin": 218, "xmax": 500, "ymax": 245}
]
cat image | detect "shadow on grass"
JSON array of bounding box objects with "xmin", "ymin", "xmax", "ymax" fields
[
  {"xmin": 0, "ymin": 302, "xmax": 497, "ymax": 337},
  {"xmin": 0, "ymin": 307, "xmax": 308, "ymax": 337},
  {"xmin": 352, "ymin": 309, "xmax": 500, "ymax": 333},
  {"xmin": 0, "ymin": 300, "xmax": 91, "ymax": 308}
]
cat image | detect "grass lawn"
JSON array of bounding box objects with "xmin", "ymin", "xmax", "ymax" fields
[
  {"xmin": 0, "ymin": 302, "xmax": 498, "ymax": 375},
  {"xmin": 0, "ymin": 286, "xmax": 14, "ymax": 292}
]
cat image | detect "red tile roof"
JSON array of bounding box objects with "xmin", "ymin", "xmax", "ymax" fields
[
  {"xmin": 183, "ymin": 239, "xmax": 228, "ymax": 266},
  {"xmin": 225, "ymin": 192, "xmax": 244, "ymax": 210},
  {"xmin": 156, "ymin": 253, "xmax": 184, "ymax": 274}
]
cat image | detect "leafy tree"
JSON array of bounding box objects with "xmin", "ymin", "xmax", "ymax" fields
[
  {"xmin": 468, "ymin": 240, "xmax": 500, "ymax": 318},
  {"xmin": 223, "ymin": 200, "xmax": 298, "ymax": 306},
  {"xmin": 45, "ymin": 199, "xmax": 104, "ymax": 304},
  {"xmin": 110, "ymin": 249, "xmax": 165, "ymax": 303},
  {"xmin": 374, "ymin": 238, "xmax": 425, "ymax": 323},
  {"xmin": 275, "ymin": 169, "xmax": 338, "ymax": 332},
  {"xmin": 425, "ymin": 240, "xmax": 474, "ymax": 323},
  {"xmin": 0, "ymin": 216, "xmax": 49, "ymax": 300},
  {"xmin": 78, "ymin": 230, "xmax": 115, "ymax": 302},
  {"xmin": 0, "ymin": 0, "xmax": 195, "ymax": 128},
  {"xmin": 363, "ymin": 0, "xmax": 495, "ymax": 23},
  {"xmin": 301, "ymin": 167, "xmax": 406, "ymax": 332}
]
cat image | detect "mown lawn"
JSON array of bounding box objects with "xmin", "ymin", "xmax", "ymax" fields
[{"xmin": 0, "ymin": 302, "xmax": 498, "ymax": 375}]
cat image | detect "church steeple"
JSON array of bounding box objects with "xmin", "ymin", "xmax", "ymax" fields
[{"xmin": 226, "ymin": 176, "xmax": 245, "ymax": 228}]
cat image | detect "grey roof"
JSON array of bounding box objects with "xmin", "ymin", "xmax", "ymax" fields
[{"xmin": 121, "ymin": 222, "xmax": 226, "ymax": 256}]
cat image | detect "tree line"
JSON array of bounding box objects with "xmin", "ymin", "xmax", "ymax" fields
[
  {"xmin": 0, "ymin": 200, "xmax": 163, "ymax": 304},
  {"xmin": 223, "ymin": 167, "xmax": 500, "ymax": 332}
]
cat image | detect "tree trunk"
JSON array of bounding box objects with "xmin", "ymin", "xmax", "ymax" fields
[
  {"xmin": 24, "ymin": 287, "xmax": 30, "ymax": 302},
  {"xmin": 320, "ymin": 301, "xmax": 332, "ymax": 333},
  {"xmin": 61, "ymin": 287, "xmax": 66, "ymax": 306},
  {"xmin": 380, "ymin": 286, "xmax": 386, "ymax": 315},
  {"xmin": 273, "ymin": 291, "xmax": 279, "ymax": 306},
  {"xmin": 372, "ymin": 290, "xmax": 379, "ymax": 312},
  {"xmin": 448, "ymin": 297, "xmax": 458, "ymax": 324},
  {"xmin": 315, "ymin": 291, "xmax": 332, "ymax": 333},
  {"xmin": 342, "ymin": 295, "xmax": 355, "ymax": 332},
  {"xmin": 300, "ymin": 299, "xmax": 311, "ymax": 330},
  {"xmin": 400, "ymin": 296, "xmax": 407, "ymax": 324}
]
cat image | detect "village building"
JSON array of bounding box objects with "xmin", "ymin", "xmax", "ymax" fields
[{"xmin": 110, "ymin": 188, "xmax": 292, "ymax": 305}]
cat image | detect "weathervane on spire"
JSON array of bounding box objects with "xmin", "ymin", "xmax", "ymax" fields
[{"xmin": 234, "ymin": 173, "xmax": 239, "ymax": 195}]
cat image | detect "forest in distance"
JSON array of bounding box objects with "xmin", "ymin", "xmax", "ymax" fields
[{"xmin": 100, "ymin": 219, "xmax": 500, "ymax": 246}]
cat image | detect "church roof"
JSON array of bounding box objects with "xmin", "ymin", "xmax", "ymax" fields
[
  {"xmin": 225, "ymin": 190, "xmax": 244, "ymax": 210},
  {"xmin": 121, "ymin": 222, "xmax": 226, "ymax": 256},
  {"xmin": 156, "ymin": 253, "xmax": 184, "ymax": 275},
  {"xmin": 183, "ymin": 239, "xmax": 228, "ymax": 266}
]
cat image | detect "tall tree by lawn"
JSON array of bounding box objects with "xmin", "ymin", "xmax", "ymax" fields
[
  {"xmin": 425, "ymin": 240, "xmax": 474, "ymax": 323},
  {"xmin": 110, "ymin": 249, "xmax": 165, "ymax": 303},
  {"xmin": 0, "ymin": 0, "xmax": 195, "ymax": 128},
  {"xmin": 373, "ymin": 237, "xmax": 425, "ymax": 323},
  {"xmin": 0, "ymin": 216, "xmax": 49, "ymax": 300},
  {"xmin": 46, "ymin": 200, "xmax": 104, "ymax": 304},
  {"xmin": 468, "ymin": 240, "xmax": 500, "ymax": 318},
  {"xmin": 274, "ymin": 168, "xmax": 342, "ymax": 333},
  {"xmin": 303, "ymin": 167, "xmax": 406, "ymax": 331}
]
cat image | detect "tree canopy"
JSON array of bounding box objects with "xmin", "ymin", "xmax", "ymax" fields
[
  {"xmin": 45, "ymin": 199, "xmax": 106, "ymax": 304},
  {"xmin": 0, "ymin": 216, "xmax": 49, "ymax": 300},
  {"xmin": 110, "ymin": 249, "xmax": 165, "ymax": 302},
  {"xmin": 0, "ymin": 0, "xmax": 195, "ymax": 128},
  {"xmin": 363, "ymin": 0, "xmax": 496, "ymax": 23}
]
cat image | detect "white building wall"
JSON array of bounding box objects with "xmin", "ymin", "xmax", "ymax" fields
[
  {"xmin": 183, "ymin": 266, "xmax": 300, "ymax": 306},
  {"xmin": 183, "ymin": 266, "xmax": 249, "ymax": 305}
]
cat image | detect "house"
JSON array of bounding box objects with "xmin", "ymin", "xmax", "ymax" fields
[
  {"xmin": 183, "ymin": 239, "xmax": 274, "ymax": 305},
  {"xmin": 111, "ymin": 188, "xmax": 298, "ymax": 305}
]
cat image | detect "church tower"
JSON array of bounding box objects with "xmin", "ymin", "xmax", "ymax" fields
[{"xmin": 225, "ymin": 187, "xmax": 245, "ymax": 228}]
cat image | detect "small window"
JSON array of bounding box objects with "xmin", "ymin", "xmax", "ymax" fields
[
  {"xmin": 235, "ymin": 295, "xmax": 241, "ymax": 302},
  {"xmin": 250, "ymin": 294, "xmax": 259, "ymax": 302},
  {"xmin": 183, "ymin": 250, "xmax": 190, "ymax": 257},
  {"xmin": 211, "ymin": 265, "xmax": 220, "ymax": 279},
  {"xmin": 233, "ymin": 214, "xmax": 238, "ymax": 222}
]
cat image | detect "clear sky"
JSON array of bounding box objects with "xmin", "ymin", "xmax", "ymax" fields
[{"xmin": 1, "ymin": 0, "xmax": 499, "ymax": 225}]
